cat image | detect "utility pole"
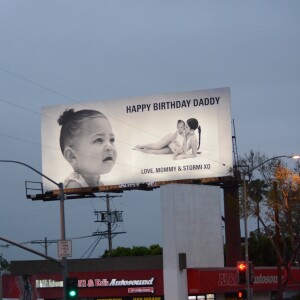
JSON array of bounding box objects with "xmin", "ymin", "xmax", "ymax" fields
[
  {"xmin": 31, "ymin": 237, "xmax": 57, "ymax": 256},
  {"xmin": 94, "ymin": 194, "xmax": 126, "ymax": 253},
  {"xmin": 106, "ymin": 194, "xmax": 113, "ymax": 251},
  {"xmin": 0, "ymin": 236, "xmax": 63, "ymax": 265},
  {"xmin": 0, "ymin": 160, "xmax": 68, "ymax": 300}
]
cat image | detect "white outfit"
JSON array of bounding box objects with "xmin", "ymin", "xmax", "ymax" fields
[
  {"xmin": 64, "ymin": 171, "xmax": 89, "ymax": 188},
  {"xmin": 64, "ymin": 171, "xmax": 103, "ymax": 188},
  {"xmin": 168, "ymin": 133, "xmax": 185, "ymax": 153},
  {"xmin": 185, "ymin": 134, "xmax": 197, "ymax": 154}
]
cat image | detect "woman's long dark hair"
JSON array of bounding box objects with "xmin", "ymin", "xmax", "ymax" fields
[
  {"xmin": 197, "ymin": 125, "xmax": 201, "ymax": 150},
  {"xmin": 187, "ymin": 118, "xmax": 201, "ymax": 150}
]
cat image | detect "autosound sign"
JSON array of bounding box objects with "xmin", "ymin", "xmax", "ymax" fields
[{"xmin": 41, "ymin": 87, "xmax": 232, "ymax": 192}]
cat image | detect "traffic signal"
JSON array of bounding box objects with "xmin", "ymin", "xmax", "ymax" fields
[
  {"xmin": 237, "ymin": 289, "xmax": 247, "ymax": 299},
  {"xmin": 237, "ymin": 261, "xmax": 247, "ymax": 285},
  {"xmin": 66, "ymin": 277, "xmax": 78, "ymax": 299}
]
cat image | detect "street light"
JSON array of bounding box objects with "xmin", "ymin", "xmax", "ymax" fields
[
  {"xmin": 240, "ymin": 154, "xmax": 299, "ymax": 300},
  {"xmin": 0, "ymin": 160, "xmax": 68, "ymax": 300}
]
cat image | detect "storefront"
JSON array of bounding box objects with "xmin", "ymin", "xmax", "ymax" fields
[
  {"xmin": 188, "ymin": 267, "xmax": 300, "ymax": 299},
  {"xmin": 2, "ymin": 257, "xmax": 300, "ymax": 299},
  {"xmin": 2, "ymin": 269, "xmax": 164, "ymax": 300}
]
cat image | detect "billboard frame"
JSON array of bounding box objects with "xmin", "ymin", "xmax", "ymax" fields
[{"xmin": 41, "ymin": 87, "xmax": 233, "ymax": 194}]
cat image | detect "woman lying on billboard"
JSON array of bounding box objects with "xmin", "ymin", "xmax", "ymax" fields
[{"xmin": 134, "ymin": 118, "xmax": 201, "ymax": 160}]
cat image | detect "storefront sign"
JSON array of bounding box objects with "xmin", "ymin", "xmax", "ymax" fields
[
  {"xmin": 78, "ymin": 277, "xmax": 154, "ymax": 288},
  {"xmin": 188, "ymin": 267, "xmax": 300, "ymax": 293},
  {"xmin": 1, "ymin": 270, "xmax": 164, "ymax": 299},
  {"xmin": 36, "ymin": 279, "xmax": 63, "ymax": 288},
  {"xmin": 128, "ymin": 287, "xmax": 154, "ymax": 293}
]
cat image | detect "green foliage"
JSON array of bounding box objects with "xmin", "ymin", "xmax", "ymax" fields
[
  {"xmin": 102, "ymin": 244, "xmax": 162, "ymax": 258},
  {"xmin": 238, "ymin": 151, "xmax": 300, "ymax": 299},
  {"xmin": 149, "ymin": 244, "xmax": 162, "ymax": 255},
  {"xmin": 248, "ymin": 230, "xmax": 276, "ymax": 266},
  {"xmin": 0, "ymin": 253, "xmax": 10, "ymax": 272},
  {"xmin": 248, "ymin": 179, "xmax": 268, "ymax": 207}
]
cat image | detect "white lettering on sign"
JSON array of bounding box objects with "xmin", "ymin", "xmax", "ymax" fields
[
  {"xmin": 37, "ymin": 277, "xmax": 155, "ymax": 289},
  {"xmin": 109, "ymin": 277, "xmax": 154, "ymax": 286},
  {"xmin": 128, "ymin": 287, "xmax": 154, "ymax": 293},
  {"xmin": 36, "ymin": 279, "xmax": 63, "ymax": 288},
  {"xmin": 78, "ymin": 277, "xmax": 154, "ymax": 288}
]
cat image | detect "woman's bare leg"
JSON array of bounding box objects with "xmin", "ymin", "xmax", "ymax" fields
[
  {"xmin": 135, "ymin": 133, "xmax": 174, "ymax": 150},
  {"xmin": 139, "ymin": 147, "xmax": 172, "ymax": 154}
]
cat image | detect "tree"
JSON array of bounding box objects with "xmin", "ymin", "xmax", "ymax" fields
[
  {"xmin": 238, "ymin": 152, "xmax": 300, "ymax": 300},
  {"xmin": 238, "ymin": 151, "xmax": 269, "ymax": 232},
  {"xmin": 248, "ymin": 230, "xmax": 276, "ymax": 266},
  {"xmin": 102, "ymin": 244, "xmax": 162, "ymax": 257},
  {"xmin": 247, "ymin": 179, "xmax": 268, "ymax": 233},
  {"xmin": 0, "ymin": 253, "xmax": 10, "ymax": 274},
  {"xmin": 258, "ymin": 164, "xmax": 300, "ymax": 300}
]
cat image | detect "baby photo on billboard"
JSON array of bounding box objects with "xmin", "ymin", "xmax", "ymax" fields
[
  {"xmin": 41, "ymin": 87, "xmax": 232, "ymax": 191},
  {"xmin": 133, "ymin": 118, "xmax": 201, "ymax": 160},
  {"xmin": 57, "ymin": 108, "xmax": 117, "ymax": 188}
]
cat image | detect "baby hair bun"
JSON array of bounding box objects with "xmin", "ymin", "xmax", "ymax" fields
[{"xmin": 58, "ymin": 109, "xmax": 75, "ymax": 126}]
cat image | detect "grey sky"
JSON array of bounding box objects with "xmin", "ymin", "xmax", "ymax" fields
[{"xmin": 0, "ymin": 1, "xmax": 299, "ymax": 261}]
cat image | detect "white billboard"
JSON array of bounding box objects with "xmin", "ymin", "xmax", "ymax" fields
[{"xmin": 41, "ymin": 87, "xmax": 233, "ymax": 191}]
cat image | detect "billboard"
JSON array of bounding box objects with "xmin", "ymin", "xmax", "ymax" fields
[{"xmin": 41, "ymin": 87, "xmax": 233, "ymax": 192}]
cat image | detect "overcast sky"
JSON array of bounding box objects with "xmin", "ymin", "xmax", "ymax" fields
[{"xmin": 0, "ymin": 1, "xmax": 299, "ymax": 262}]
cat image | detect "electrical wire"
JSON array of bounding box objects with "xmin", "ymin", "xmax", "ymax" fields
[
  {"xmin": 0, "ymin": 66, "xmax": 226, "ymax": 177},
  {"xmin": 80, "ymin": 235, "xmax": 103, "ymax": 258}
]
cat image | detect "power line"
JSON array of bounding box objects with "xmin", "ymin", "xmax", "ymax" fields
[
  {"xmin": 0, "ymin": 65, "xmax": 163, "ymax": 140},
  {"xmin": 0, "ymin": 233, "xmax": 97, "ymax": 249},
  {"xmin": 0, "ymin": 66, "xmax": 80, "ymax": 104},
  {"xmin": 0, "ymin": 66, "xmax": 229, "ymax": 186}
]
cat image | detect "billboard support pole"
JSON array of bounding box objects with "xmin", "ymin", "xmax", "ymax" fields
[
  {"xmin": 0, "ymin": 160, "xmax": 67, "ymax": 300},
  {"xmin": 106, "ymin": 193, "xmax": 113, "ymax": 252}
]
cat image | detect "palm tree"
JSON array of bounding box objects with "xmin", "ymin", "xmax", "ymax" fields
[{"xmin": 247, "ymin": 179, "xmax": 268, "ymax": 233}]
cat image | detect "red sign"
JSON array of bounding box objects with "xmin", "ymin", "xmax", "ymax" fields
[
  {"xmin": 188, "ymin": 267, "xmax": 300, "ymax": 294},
  {"xmin": 3, "ymin": 267, "xmax": 300, "ymax": 299}
]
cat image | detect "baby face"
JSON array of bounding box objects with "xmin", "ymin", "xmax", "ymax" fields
[
  {"xmin": 177, "ymin": 122, "xmax": 185, "ymax": 134},
  {"xmin": 74, "ymin": 117, "xmax": 117, "ymax": 176}
]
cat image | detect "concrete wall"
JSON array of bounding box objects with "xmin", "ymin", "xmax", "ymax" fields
[{"xmin": 161, "ymin": 184, "xmax": 224, "ymax": 300}]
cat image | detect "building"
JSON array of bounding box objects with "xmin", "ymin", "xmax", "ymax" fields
[{"xmin": 2, "ymin": 256, "xmax": 300, "ymax": 300}]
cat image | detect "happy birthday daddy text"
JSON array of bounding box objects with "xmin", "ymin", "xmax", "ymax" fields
[{"xmin": 126, "ymin": 97, "xmax": 220, "ymax": 113}]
